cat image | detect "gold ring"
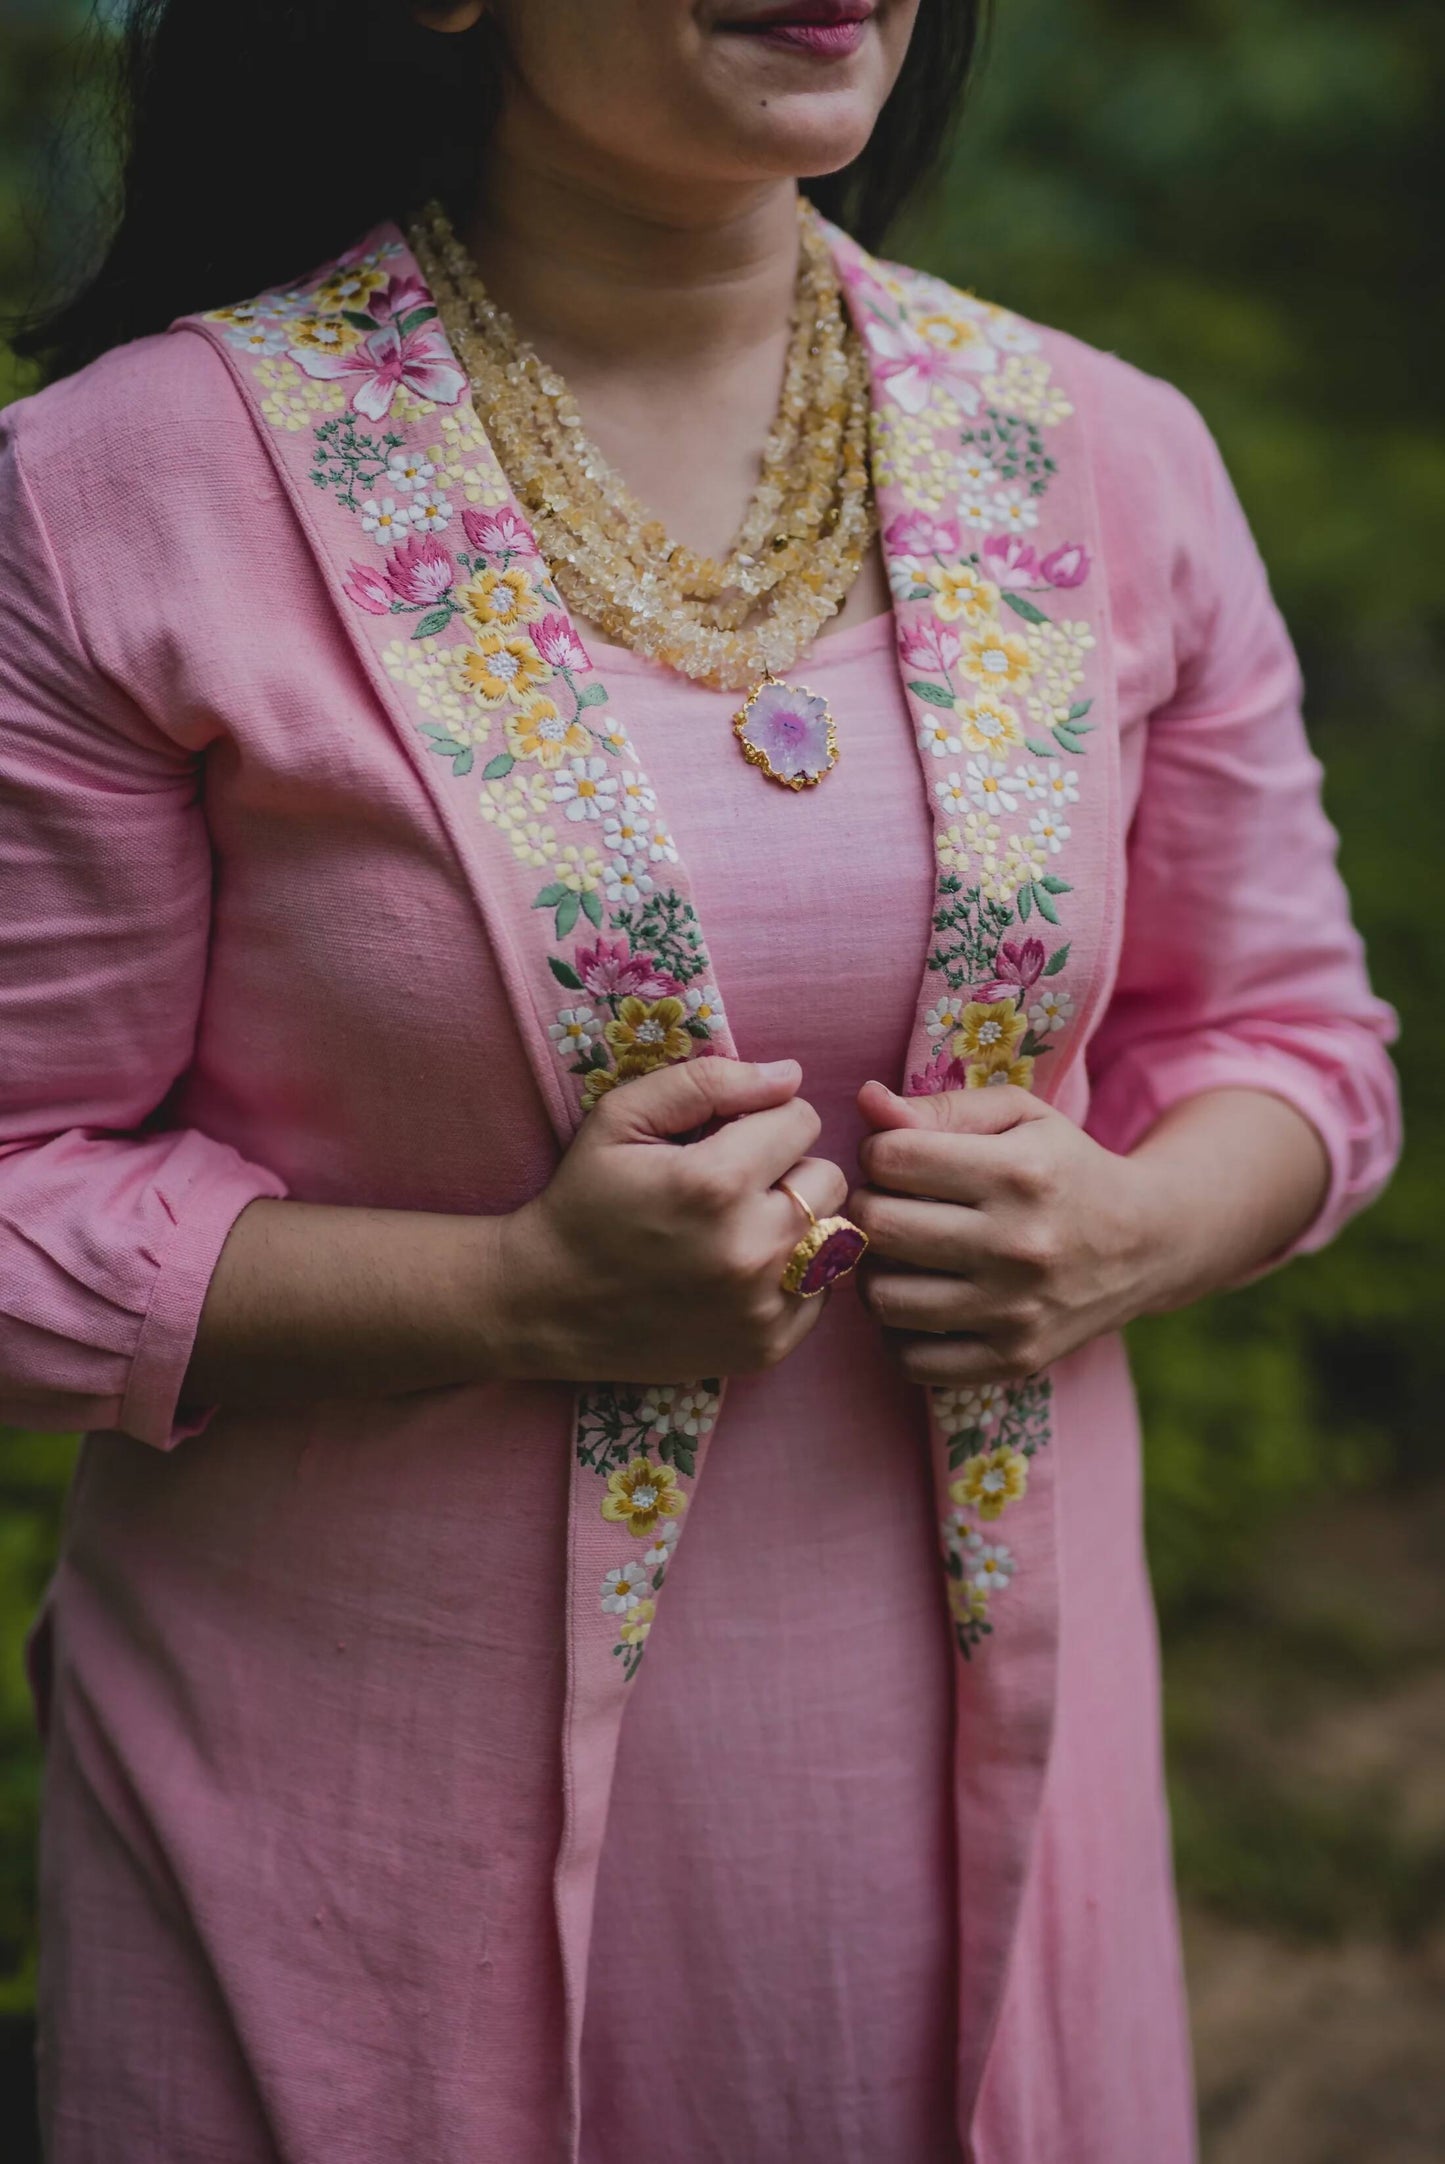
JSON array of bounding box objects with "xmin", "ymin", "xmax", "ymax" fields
[{"xmin": 777, "ymin": 1179, "xmax": 869, "ymax": 1298}]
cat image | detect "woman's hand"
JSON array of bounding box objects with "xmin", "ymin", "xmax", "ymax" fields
[
  {"xmin": 493, "ymin": 1056, "xmax": 846, "ymax": 1384},
  {"xmin": 848, "ymin": 1080, "xmax": 1167, "ymax": 1387}
]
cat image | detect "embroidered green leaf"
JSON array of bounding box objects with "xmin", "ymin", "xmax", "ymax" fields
[
  {"xmin": 548, "ymin": 957, "xmax": 584, "ymax": 990},
  {"xmin": 422, "ymin": 729, "xmax": 464, "ymax": 752},
  {"xmin": 1042, "ymin": 942, "xmax": 1071, "ymax": 976},
  {"xmin": 1028, "ymin": 882, "xmax": 1061, "ymax": 925},
  {"xmin": 534, "ymin": 882, "xmax": 569, "ymax": 908},
  {"xmin": 341, "ymin": 309, "xmax": 378, "ymax": 332},
  {"xmin": 1002, "ymin": 591, "xmax": 1050, "ymax": 626},
  {"xmin": 1040, "ymin": 875, "xmax": 1073, "ymax": 895},
  {"xmin": 575, "ymin": 682, "xmax": 610, "ymax": 710},
  {"xmin": 450, "ymin": 747, "xmax": 474, "ymax": 778},
  {"xmin": 412, "ymin": 605, "xmax": 454, "ymax": 639},
  {"xmin": 396, "ymin": 305, "xmax": 438, "ymax": 336},
  {"xmin": 1017, "ymin": 883, "xmax": 1033, "ymax": 922},
  {"xmin": 1020, "ymin": 1031, "xmax": 1048, "ymax": 1058},
  {"xmin": 1067, "ymin": 700, "xmax": 1093, "ymax": 722},
  {"xmin": 908, "ymin": 583, "xmax": 934, "ymax": 600},
  {"xmin": 947, "ymin": 1427, "xmax": 987, "ymax": 1471},
  {"xmin": 1024, "ymin": 737, "xmax": 1055, "ymax": 758},
  {"xmin": 658, "ymin": 1434, "xmax": 696, "ymax": 1479},
  {"xmin": 1051, "ymin": 725, "xmax": 1089, "ymax": 755},
  {"xmin": 555, "ymin": 891, "xmax": 581, "ymax": 939},
  {"xmin": 483, "ymin": 753, "xmax": 515, "ymax": 781},
  {"xmin": 907, "ymin": 680, "xmax": 957, "ymax": 708},
  {"xmin": 580, "ymin": 887, "xmax": 604, "ymax": 928}
]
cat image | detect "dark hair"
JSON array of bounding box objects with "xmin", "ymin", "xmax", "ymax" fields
[{"xmin": 15, "ymin": 0, "xmax": 986, "ymax": 385}]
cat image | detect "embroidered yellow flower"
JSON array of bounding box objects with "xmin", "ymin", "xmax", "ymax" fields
[
  {"xmin": 287, "ymin": 313, "xmax": 360, "ymax": 356},
  {"xmin": 914, "ymin": 309, "xmax": 994, "ymax": 360},
  {"xmin": 933, "ymin": 567, "xmax": 1000, "ymax": 625},
  {"xmin": 601, "ymin": 1459, "xmax": 686, "ymax": 1539},
  {"xmin": 949, "ymin": 1577, "xmax": 991, "ymax": 1627},
  {"xmin": 605, "ymin": 996, "xmax": 692, "ymax": 1074},
  {"xmin": 314, "ymin": 264, "xmax": 388, "ymax": 311},
  {"xmin": 464, "ymin": 566, "xmax": 542, "ymax": 632},
  {"xmin": 461, "ymin": 632, "xmax": 550, "ymax": 705},
  {"xmin": 581, "ymin": 1067, "xmax": 620, "ymax": 1110},
  {"xmin": 556, "ymin": 843, "xmax": 606, "ymax": 895},
  {"xmin": 966, "ymin": 1047, "xmax": 1036, "ymax": 1091},
  {"xmin": 950, "ymin": 1448, "xmax": 1030, "ymax": 1522},
  {"xmin": 952, "ymin": 997, "xmax": 1026, "ymax": 1063},
  {"xmin": 618, "ymin": 1598, "xmax": 657, "ymax": 1647},
  {"xmin": 505, "ymin": 693, "xmax": 591, "ymax": 767},
  {"xmin": 960, "ymin": 630, "xmax": 1034, "ymax": 690},
  {"xmin": 954, "ymin": 691, "xmax": 1025, "ymax": 755}
]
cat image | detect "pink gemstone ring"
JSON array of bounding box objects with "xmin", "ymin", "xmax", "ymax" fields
[{"xmin": 776, "ymin": 1178, "xmax": 869, "ymax": 1298}]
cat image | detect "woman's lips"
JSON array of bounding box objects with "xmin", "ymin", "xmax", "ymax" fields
[{"xmin": 720, "ymin": 7, "xmax": 873, "ymax": 60}]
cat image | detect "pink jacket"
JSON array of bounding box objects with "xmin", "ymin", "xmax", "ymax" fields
[{"xmin": 0, "ymin": 221, "xmax": 1399, "ymax": 2162}]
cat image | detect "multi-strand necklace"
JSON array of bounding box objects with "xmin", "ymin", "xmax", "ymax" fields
[{"xmin": 410, "ymin": 196, "xmax": 876, "ymax": 788}]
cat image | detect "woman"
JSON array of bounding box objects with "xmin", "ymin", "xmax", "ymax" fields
[{"xmin": 0, "ymin": 2, "xmax": 1400, "ymax": 2159}]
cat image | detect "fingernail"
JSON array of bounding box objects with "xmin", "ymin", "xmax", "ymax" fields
[{"xmin": 758, "ymin": 1058, "xmax": 799, "ymax": 1082}]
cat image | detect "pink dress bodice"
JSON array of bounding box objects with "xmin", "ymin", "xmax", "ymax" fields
[{"xmin": 578, "ymin": 617, "xmax": 962, "ymax": 2159}]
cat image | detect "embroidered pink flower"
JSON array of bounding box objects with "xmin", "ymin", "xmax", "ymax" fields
[
  {"xmin": 1040, "ymin": 541, "xmax": 1091, "ymax": 589},
  {"xmin": 383, "ymin": 534, "xmax": 454, "ymax": 606},
  {"xmin": 909, "ymin": 1046, "xmax": 970, "ymax": 1096},
  {"xmin": 365, "ymin": 271, "xmax": 432, "ymax": 325},
  {"xmin": 899, "ymin": 615, "xmax": 962, "ymax": 676},
  {"xmin": 290, "ymin": 319, "xmax": 466, "ymax": 421},
  {"xmin": 532, "ymin": 613, "xmax": 591, "ymax": 672},
  {"xmin": 573, "ymin": 937, "xmax": 680, "ymax": 1001},
  {"xmin": 975, "ymin": 938, "xmax": 1049, "ymax": 1002},
  {"xmin": 866, "ymin": 319, "xmax": 983, "ymax": 417},
  {"xmin": 462, "ymin": 505, "xmax": 541, "ymax": 559},
  {"xmin": 343, "ymin": 560, "xmax": 393, "ymax": 616},
  {"xmin": 981, "ymin": 534, "xmax": 1041, "ymax": 590},
  {"xmin": 884, "ymin": 509, "xmax": 962, "ymax": 558}
]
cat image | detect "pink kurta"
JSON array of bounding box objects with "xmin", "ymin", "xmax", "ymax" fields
[{"xmin": 0, "ymin": 220, "xmax": 1400, "ymax": 2164}]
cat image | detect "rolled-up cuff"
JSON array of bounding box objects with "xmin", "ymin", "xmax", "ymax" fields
[{"xmin": 119, "ymin": 1154, "xmax": 289, "ymax": 1449}]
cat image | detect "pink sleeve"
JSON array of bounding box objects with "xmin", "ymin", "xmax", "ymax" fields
[
  {"xmin": 0, "ymin": 410, "xmax": 288, "ymax": 1448},
  {"xmin": 1084, "ymin": 399, "xmax": 1401, "ymax": 1268}
]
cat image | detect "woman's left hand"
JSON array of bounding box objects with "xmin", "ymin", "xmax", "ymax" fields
[{"xmin": 849, "ymin": 1078, "xmax": 1167, "ymax": 1387}]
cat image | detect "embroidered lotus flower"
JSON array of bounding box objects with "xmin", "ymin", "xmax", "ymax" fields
[
  {"xmin": 464, "ymin": 566, "xmax": 541, "ymax": 632},
  {"xmin": 884, "ymin": 508, "xmax": 961, "ymax": 557},
  {"xmin": 366, "ymin": 269, "xmax": 432, "ymax": 326},
  {"xmin": 866, "ymin": 319, "xmax": 982, "ymax": 416},
  {"xmin": 531, "ymin": 612, "xmax": 591, "ymax": 672},
  {"xmin": 604, "ymin": 996, "xmax": 691, "ymax": 1073},
  {"xmin": 601, "ymin": 1458, "xmax": 686, "ymax": 1539},
  {"xmin": 953, "ymin": 998, "xmax": 1027, "ymax": 1064},
  {"xmin": 461, "ymin": 504, "xmax": 541, "ymax": 558},
  {"xmin": 343, "ymin": 560, "xmax": 393, "ymax": 616},
  {"xmin": 460, "ymin": 632, "xmax": 549, "ymax": 705},
  {"xmin": 913, "ymin": 308, "xmax": 999, "ymax": 372},
  {"xmin": 383, "ymin": 534, "xmax": 454, "ymax": 606},
  {"xmin": 735, "ymin": 681, "xmax": 835, "ymax": 786},
  {"xmin": 951, "ymin": 1448, "xmax": 1030, "ymax": 1523},
  {"xmin": 573, "ymin": 937, "xmax": 679, "ymax": 1001},
  {"xmin": 934, "ymin": 567, "xmax": 1002, "ymax": 625},
  {"xmin": 899, "ymin": 615, "xmax": 962, "ymax": 675},
  {"xmin": 976, "ymin": 937, "xmax": 1048, "ymax": 1002},
  {"xmin": 981, "ymin": 534, "xmax": 1041, "ymax": 590},
  {"xmin": 960, "ymin": 630, "xmax": 1034, "ymax": 689},
  {"xmin": 910, "ymin": 1046, "xmax": 970, "ymax": 1095},
  {"xmin": 291, "ymin": 317, "xmax": 466, "ymax": 421},
  {"xmin": 1040, "ymin": 541, "xmax": 1090, "ymax": 588}
]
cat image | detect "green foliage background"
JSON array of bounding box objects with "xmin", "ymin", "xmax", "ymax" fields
[{"xmin": 0, "ymin": 0, "xmax": 1440, "ymax": 2009}]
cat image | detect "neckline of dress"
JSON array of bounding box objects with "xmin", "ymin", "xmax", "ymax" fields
[{"xmin": 581, "ymin": 606, "xmax": 897, "ymax": 682}]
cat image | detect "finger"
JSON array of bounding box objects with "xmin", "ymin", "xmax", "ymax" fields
[
  {"xmin": 857, "ymin": 1126, "xmax": 1007, "ymax": 1204},
  {"xmin": 861, "ymin": 1270, "xmax": 1022, "ymax": 1335},
  {"xmin": 859, "ymin": 1078, "xmax": 1047, "ymax": 1137},
  {"xmin": 883, "ymin": 1328, "xmax": 1043, "ymax": 1389},
  {"xmin": 694, "ymin": 1095, "xmax": 823, "ymax": 1190},
  {"xmin": 603, "ymin": 1056, "xmax": 800, "ymax": 1143},
  {"xmin": 765, "ymin": 1154, "xmax": 851, "ymax": 1247},
  {"xmin": 848, "ymin": 1189, "xmax": 988, "ymax": 1270}
]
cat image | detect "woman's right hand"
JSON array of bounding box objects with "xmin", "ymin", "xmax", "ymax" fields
[{"xmin": 492, "ymin": 1056, "xmax": 845, "ymax": 1383}]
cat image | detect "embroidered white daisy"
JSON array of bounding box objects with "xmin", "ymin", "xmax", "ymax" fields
[
  {"xmin": 640, "ymin": 1387, "xmax": 681, "ymax": 1434},
  {"xmin": 957, "ymin": 451, "xmax": 999, "ymax": 494},
  {"xmin": 934, "ymin": 771, "xmax": 971, "ymax": 818},
  {"xmin": 965, "ymin": 1538, "xmax": 1015, "ymax": 1593},
  {"xmin": 991, "ymin": 483, "xmax": 1040, "ymax": 534},
  {"xmin": 933, "ymin": 1381, "xmax": 1009, "ymax": 1431},
  {"xmin": 957, "ymin": 487, "xmax": 995, "ymax": 530},
  {"xmin": 600, "ymin": 1563, "xmax": 651, "ymax": 1615},
  {"xmin": 988, "ymin": 314, "xmax": 1042, "ymax": 355},
  {"xmin": 1029, "ymin": 807, "xmax": 1071, "ymax": 854},
  {"xmin": 685, "ymin": 985, "xmax": 723, "ymax": 1029},
  {"xmin": 407, "ymin": 488, "xmax": 454, "ymax": 536},
  {"xmin": 615, "ymin": 769, "xmax": 657, "ymax": 815},
  {"xmin": 925, "ymin": 996, "xmax": 968, "ymax": 1039},
  {"xmin": 668, "ymin": 1386, "xmax": 719, "ymax": 1437},
  {"xmin": 965, "ymin": 756, "xmax": 1019, "ymax": 813},
  {"xmin": 1043, "ymin": 760, "xmax": 1081, "ymax": 807},
  {"xmin": 386, "ymin": 447, "xmax": 437, "ymax": 492},
  {"xmin": 918, "ymin": 715, "xmax": 963, "ymax": 758},
  {"xmin": 1011, "ymin": 761, "xmax": 1051, "ymax": 803},
  {"xmin": 548, "ymin": 1005, "xmax": 601, "ymax": 1053},
  {"xmin": 645, "ymin": 822, "xmax": 679, "ymax": 865},
  {"xmin": 602, "ymin": 856, "xmax": 654, "ymax": 905},
  {"xmin": 601, "ymin": 814, "xmax": 647, "ymax": 860},
  {"xmin": 361, "ymin": 496, "xmax": 414, "ymax": 546},
  {"xmin": 643, "ymin": 1524, "xmax": 680, "ymax": 1571},
  {"xmin": 226, "ymin": 322, "xmax": 287, "ymax": 357},
  {"xmin": 552, "ymin": 757, "xmax": 618, "ymax": 823},
  {"xmin": 1029, "ymin": 987, "xmax": 1075, "ymax": 1034},
  {"xmin": 889, "ymin": 556, "xmax": 930, "ymax": 599}
]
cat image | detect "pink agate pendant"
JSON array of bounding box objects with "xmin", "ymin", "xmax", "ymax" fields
[{"xmin": 733, "ymin": 674, "xmax": 838, "ymax": 789}]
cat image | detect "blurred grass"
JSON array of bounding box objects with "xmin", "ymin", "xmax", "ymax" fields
[{"xmin": 1, "ymin": 0, "xmax": 1441, "ymax": 2005}]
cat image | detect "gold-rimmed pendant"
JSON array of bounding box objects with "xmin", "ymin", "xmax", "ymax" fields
[{"xmin": 733, "ymin": 673, "xmax": 839, "ymax": 789}]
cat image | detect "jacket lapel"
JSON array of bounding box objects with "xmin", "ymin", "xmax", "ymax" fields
[{"xmin": 183, "ymin": 212, "xmax": 1118, "ymax": 2153}]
